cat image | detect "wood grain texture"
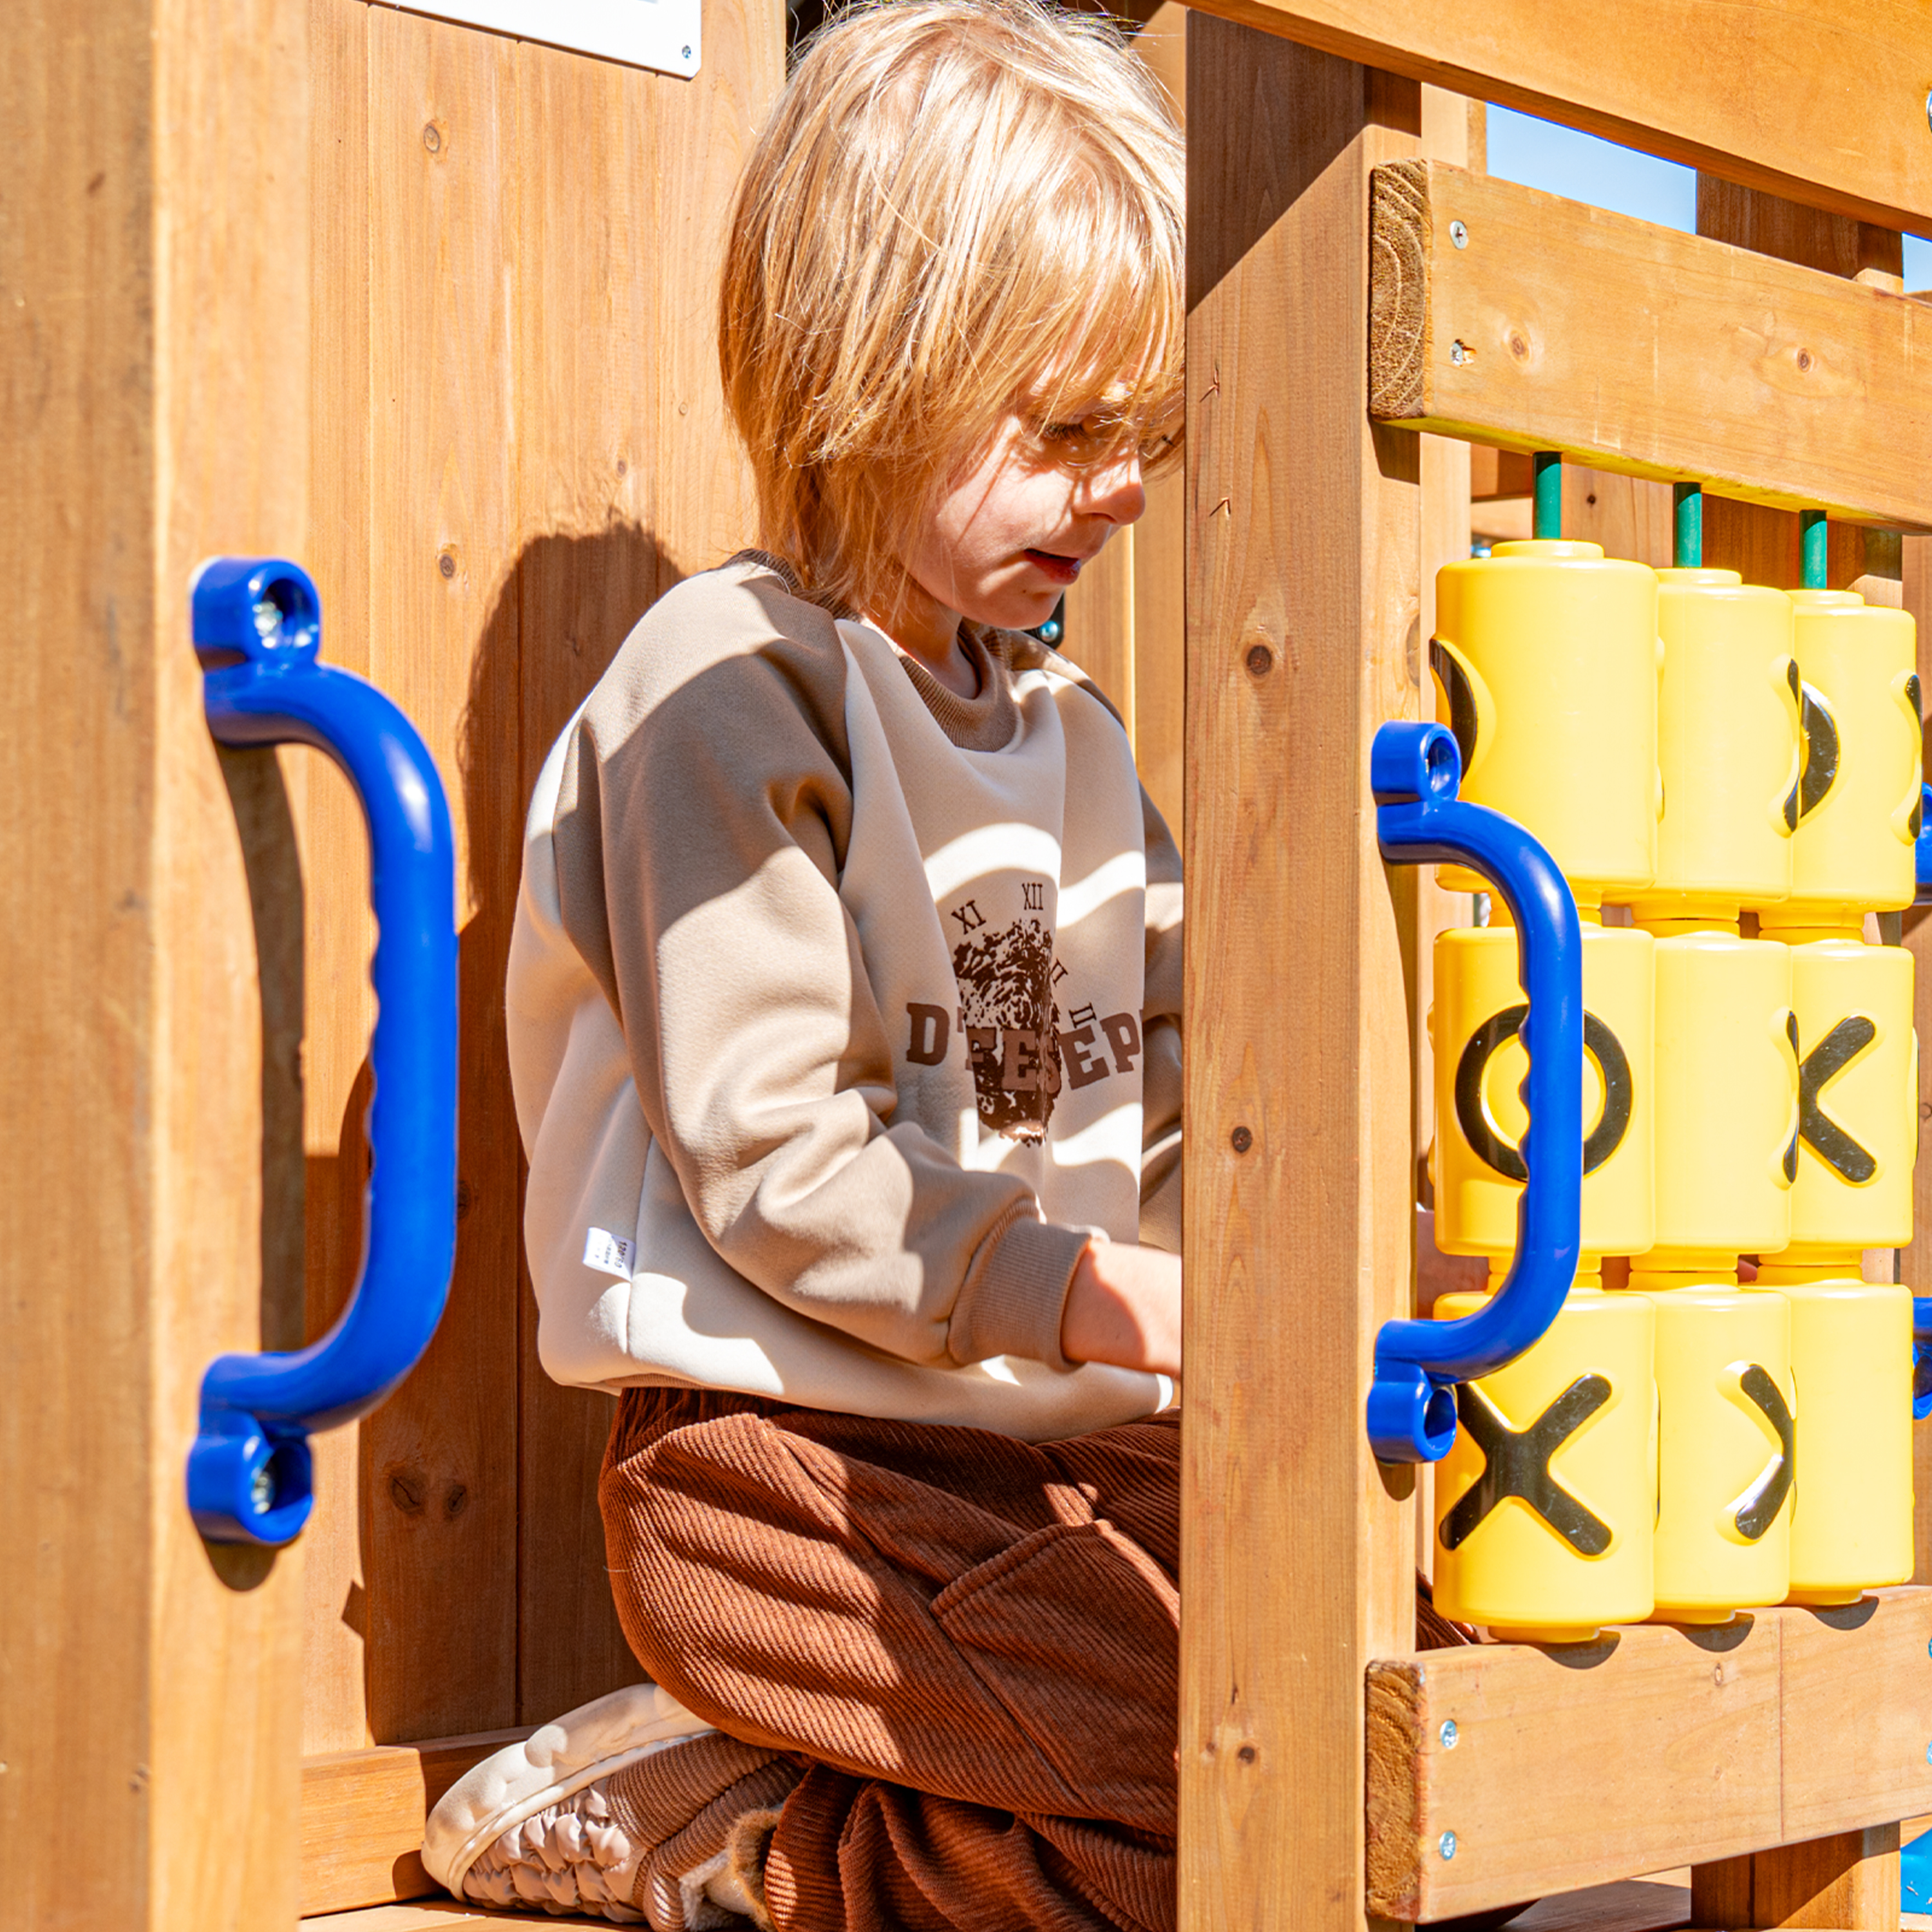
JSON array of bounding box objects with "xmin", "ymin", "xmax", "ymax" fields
[
  {"xmin": 300, "ymin": 0, "xmax": 379, "ymax": 1759},
  {"xmin": 1366, "ymin": 1593, "xmax": 1932, "ymax": 1922},
  {"xmin": 1180, "ymin": 27, "xmax": 1419, "ymax": 1932},
  {"xmin": 509, "ymin": 0, "xmax": 777, "ymax": 1728},
  {"xmin": 1562, "ymin": 469, "xmax": 1674, "ymax": 567},
  {"xmin": 301, "ymin": 1728, "xmax": 533, "ymax": 1913},
  {"xmin": 1692, "ymin": 177, "xmax": 1909, "ymax": 605},
  {"xmin": 141, "ymin": 0, "xmax": 316, "ymax": 1913},
  {"xmin": 365, "ymin": 4, "xmax": 524, "ymax": 1744},
  {"xmin": 3, "ymin": 0, "xmax": 312, "ymax": 1920},
  {"xmin": 1122, "ymin": 1, "xmax": 1186, "ymax": 847},
  {"xmin": 283, "ymin": 0, "xmax": 777, "ymax": 1780},
  {"xmin": 1367, "ymin": 160, "xmax": 1932, "ymax": 529},
  {"xmin": 1509, "ymin": 1878, "xmax": 1690, "ymax": 1932},
  {"xmin": 1694, "ymin": 1826, "xmax": 1902, "ymax": 1929},
  {"xmin": 1170, "ymin": 0, "xmax": 1932, "ymax": 236},
  {"xmin": 1061, "ymin": 0, "xmax": 1186, "ymax": 846}
]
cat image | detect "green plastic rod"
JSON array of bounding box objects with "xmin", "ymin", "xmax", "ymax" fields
[
  {"xmin": 1672, "ymin": 484, "xmax": 1703, "ymax": 570},
  {"xmin": 1801, "ymin": 510, "xmax": 1828, "ymax": 589},
  {"xmin": 1533, "ymin": 451, "xmax": 1562, "ymax": 540}
]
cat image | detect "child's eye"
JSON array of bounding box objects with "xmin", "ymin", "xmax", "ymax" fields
[{"xmin": 1039, "ymin": 419, "xmax": 1088, "ymax": 444}]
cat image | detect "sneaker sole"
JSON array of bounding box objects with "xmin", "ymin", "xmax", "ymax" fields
[{"xmin": 424, "ymin": 1681, "xmax": 721, "ymax": 1897}]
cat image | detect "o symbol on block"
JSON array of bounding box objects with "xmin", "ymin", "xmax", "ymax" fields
[{"xmin": 1454, "ymin": 1002, "xmax": 1632, "ymax": 1181}]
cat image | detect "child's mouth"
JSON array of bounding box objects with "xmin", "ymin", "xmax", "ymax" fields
[{"xmin": 1024, "ymin": 549, "xmax": 1083, "ymax": 585}]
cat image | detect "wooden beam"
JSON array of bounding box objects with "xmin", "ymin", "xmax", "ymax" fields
[
  {"xmin": 301, "ymin": 1730, "xmax": 533, "ymax": 1915},
  {"xmin": 1368, "ymin": 160, "xmax": 1932, "ymax": 531},
  {"xmin": 3, "ymin": 0, "xmax": 311, "ymax": 1920},
  {"xmin": 1365, "ymin": 1591, "xmax": 1932, "ymax": 1922},
  {"xmin": 1181, "ymin": 27, "xmax": 1419, "ymax": 1932},
  {"xmin": 1694, "ymin": 1826, "xmax": 1901, "ymax": 1929},
  {"xmin": 1171, "ymin": 0, "xmax": 1932, "ymax": 238}
]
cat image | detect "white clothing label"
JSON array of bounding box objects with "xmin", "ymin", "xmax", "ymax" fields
[{"xmin": 582, "ymin": 1227, "xmax": 636, "ymax": 1278}]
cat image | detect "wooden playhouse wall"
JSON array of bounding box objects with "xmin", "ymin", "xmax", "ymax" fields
[{"xmin": 291, "ymin": 0, "xmax": 781, "ymax": 1763}]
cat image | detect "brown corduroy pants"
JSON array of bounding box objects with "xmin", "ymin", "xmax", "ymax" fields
[{"xmin": 598, "ymin": 1388, "xmax": 1180, "ymax": 1932}]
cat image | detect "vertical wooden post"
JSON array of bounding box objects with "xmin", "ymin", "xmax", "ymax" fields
[
  {"xmin": 3, "ymin": 0, "xmax": 310, "ymax": 1924},
  {"xmin": 1181, "ymin": 26, "xmax": 1420, "ymax": 1931}
]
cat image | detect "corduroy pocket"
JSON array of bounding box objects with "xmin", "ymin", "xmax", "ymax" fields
[{"xmin": 930, "ymin": 1517, "xmax": 1179, "ymax": 1833}]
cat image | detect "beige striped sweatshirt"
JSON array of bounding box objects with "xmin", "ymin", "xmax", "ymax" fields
[{"xmin": 506, "ymin": 553, "xmax": 1182, "ymax": 1440}]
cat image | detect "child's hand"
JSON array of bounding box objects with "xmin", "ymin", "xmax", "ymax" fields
[{"xmin": 1060, "ymin": 1238, "xmax": 1182, "ymax": 1378}]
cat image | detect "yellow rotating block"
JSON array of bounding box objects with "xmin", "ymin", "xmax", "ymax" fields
[
  {"xmin": 1432, "ymin": 1278, "xmax": 1654, "ymax": 1640},
  {"xmin": 1761, "ymin": 590, "xmax": 1919, "ymax": 927},
  {"xmin": 1434, "ymin": 920, "xmax": 1654, "ymax": 1262},
  {"xmin": 1752, "ymin": 1265, "xmax": 1913, "ymax": 1604},
  {"xmin": 1782, "ymin": 936, "xmax": 1915, "ymax": 1256},
  {"xmin": 1432, "ymin": 540, "xmax": 1660, "ymax": 909},
  {"xmin": 1633, "ymin": 569, "xmax": 1797, "ymax": 925},
  {"xmin": 1649, "ymin": 930, "xmax": 1795, "ymax": 1258},
  {"xmin": 1625, "ymin": 1272, "xmax": 1792, "ymax": 1622}
]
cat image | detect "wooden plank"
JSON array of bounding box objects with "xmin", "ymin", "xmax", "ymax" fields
[
  {"xmin": 1692, "ymin": 178, "xmax": 1907, "ymax": 607},
  {"xmin": 307, "ymin": 1901, "xmax": 614, "ymax": 1928},
  {"xmin": 365, "ymin": 5, "xmax": 523, "ymax": 1743},
  {"xmin": 1169, "ymin": 0, "xmax": 1932, "ymax": 238},
  {"xmin": 4, "ymin": 0, "xmax": 312, "ymax": 1919},
  {"xmin": 1562, "ymin": 469, "xmax": 1673, "ymax": 568},
  {"xmin": 1779, "ymin": 1595, "xmax": 1932, "ymax": 1846},
  {"xmin": 1123, "ymin": 1, "xmax": 1186, "ymax": 848},
  {"xmin": 507, "ymin": 0, "xmax": 779, "ymax": 1729},
  {"xmin": 1180, "ymin": 28, "xmax": 1419, "ymax": 1932},
  {"xmin": 300, "ymin": 0, "xmax": 379, "ymax": 1760},
  {"xmin": 1367, "ymin": 160, "xmax": 1932, "ymax": 530},
  {"xmin": 1693, "ymin": 1827, "xmax": 1901, "ymax": 1929},
  {"xmin": 1365, "ymin": 1594, "xmax": 1932, "ymax": 1922},
  {"xmin": 507, "ymin": 32, "xmax": 674, "ymax": 1735},
  {"xmin": 1058, "ymin": 0, "xmax": 1187, "ymax": 844},
  {"xmin": 1511, "ymin": 1877, "xmax": 1691, "ymax": 1932},
  {"xmin": 1472, "ymin": 446, "xmax": 1534, "ymax": 501},
  {"xmin": 301, "ymin": 1728, "xmax": 532, "ymax": 1914}
]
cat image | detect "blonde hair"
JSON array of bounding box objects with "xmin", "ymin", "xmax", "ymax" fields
[{"xmin": 719, "ymin": 0, "xmax": 1184, "ymax": 611}]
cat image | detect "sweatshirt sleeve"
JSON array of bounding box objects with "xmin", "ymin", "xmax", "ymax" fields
[
  {"xmin": 551, "ymin": 574, "xmax": 1085, "ymax": 1370},
  {"xmin": 1138, "ymin": 785, "xmax": 1184, "ymax": 1254}
]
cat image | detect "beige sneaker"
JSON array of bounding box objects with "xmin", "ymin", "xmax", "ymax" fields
[{"xmin": 422, "ymin": 1682, "xmax": 799, "ymax": 1928}]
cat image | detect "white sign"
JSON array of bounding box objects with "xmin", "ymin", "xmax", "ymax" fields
[{"xmin": 389, "ymin": 0, "xmax": 701, "ymax": 79}]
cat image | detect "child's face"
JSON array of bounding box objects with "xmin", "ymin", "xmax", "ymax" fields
[{"xmin": 898, "ymin": 404, "xmax": 1147, "ymax": 639}]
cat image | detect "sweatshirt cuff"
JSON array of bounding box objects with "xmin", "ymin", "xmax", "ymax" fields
[{"xmin": 947, "ymin": 1211, "xmax": 1092, "ymax": 1371}]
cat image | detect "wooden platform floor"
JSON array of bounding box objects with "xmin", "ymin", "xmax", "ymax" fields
[{"xmin": 305, "ymin": 1874, "xmax": 1697, "ymax": 1930}]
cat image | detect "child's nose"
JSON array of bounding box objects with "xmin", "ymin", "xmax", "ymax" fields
[{"xmin": 1079, "ymin": 448, "xmax": 1145, "ymax": 525}]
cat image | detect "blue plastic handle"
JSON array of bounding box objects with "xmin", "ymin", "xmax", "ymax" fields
[
  {"xmin": 1367, "ymin": 723, "xmax": 1585, "ymax": 1463},
  {"xmin": 185, "ymin": 558, "xmax": 458, "ymax": 1544}
]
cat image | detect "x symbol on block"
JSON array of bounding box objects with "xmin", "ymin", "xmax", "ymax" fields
[
  {"xmin": 1440, "ymin": 1375, "xmax": 1613, "ymax": 1557},
  {"xmin": 1797, "ymin": 1015, "xmax": 1879, "ymax": 1184}
]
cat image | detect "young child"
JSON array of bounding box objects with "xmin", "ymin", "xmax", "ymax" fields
[{"xmin": 425, "ymin": 3, "xmax": 1186, "ymax": 1924}]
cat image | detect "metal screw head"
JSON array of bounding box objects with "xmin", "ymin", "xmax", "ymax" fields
[
  {"xmin": 682, "ymin": 43, "xmax": 692, "ymax": 57},
  {"xmin": 1926, "ymin": 88, "xmax": 1931, "ymax": 135},
  {"xmin": 1439, "ymin": 1719, "xmax": 1459, "ymax": 1749},
  {"xmin": 1450, "ymin": 340, "xmax": 1468, "ymax": 365},
  {"xmin": 1439, "ymin": 1831, "xmax": 1458, "ymax": 1861},
  {"xmin": 1230, "ymin": 1125, "xmax": 1254, "ymax": 1154},
  {"xmin": 1925, "ymin": 1739, "xmax": 1932, "ymax": 1765},
  {"xmin": 251, "ymin": 1461, "xmax": 277, "ymax": 1513},
  {"xmin": 1449, "ymin": 220, "xmax": 1468, "ymax": 249}
]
